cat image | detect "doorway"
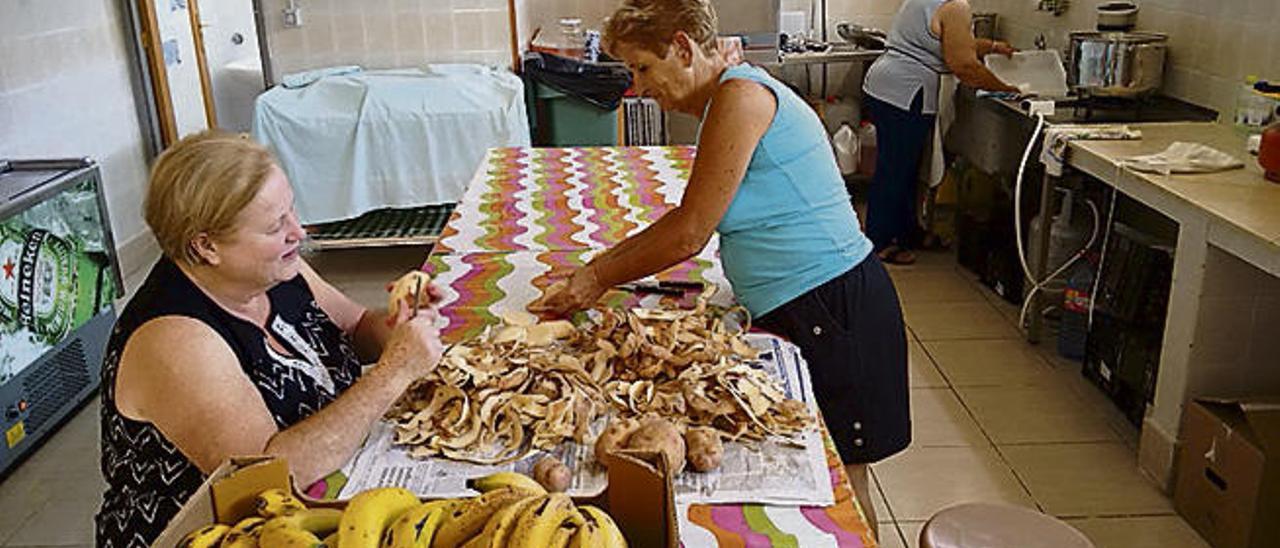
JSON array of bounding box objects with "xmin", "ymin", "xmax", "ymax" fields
[
  {"xmin": 126, "ymin": 0, "xmax": 265, "ymax": 148},
  {"xmin": 198, "ymin": 0, "xmax": 264, "ymax": 132}
]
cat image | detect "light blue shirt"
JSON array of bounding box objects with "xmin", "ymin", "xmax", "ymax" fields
[
  {"xmin": 863, "ymin": 0, "xmax": 950, "ymax": 113},
  {"xmin": 703, "ymin": 64, "xmax": 872, "ymax": 318}
]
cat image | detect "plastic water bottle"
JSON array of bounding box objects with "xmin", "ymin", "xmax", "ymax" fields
[
  {"xmin": 833, "ymin": 124, "xmax": 860, "ymax": 176},
  {"xmin": 857, "ymin": 121, "xmax": 877, "ymax": 177},
  {"xmin": 1058, "ymin": 260, "xmax": 1094, "ymax": 360}
]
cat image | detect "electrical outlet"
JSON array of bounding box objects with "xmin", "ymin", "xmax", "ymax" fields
[{"xmin": 283, "ymin": 7, "xmax": 303, "ymax": 28}]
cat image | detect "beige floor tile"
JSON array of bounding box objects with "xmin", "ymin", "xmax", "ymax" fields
[
  {"xmin": 910, "ymin": 388, "xmax": 988, "ymax": 447},
  {"xmin": 898, "ymin": 521, "xmax": 924, "ymax": 548},
  {"xmin": 4, "ymin": 487, "xmax": 98, "ymax": 545},
  {"xmin": 876, "ymin": 523, "xmax": 908, "ymax": 548},
  {"xmin": 908, "ymin": 341, "xmax": 948, "ymax": 388},
  {"xmin": 1002, "ymin": 443, "xmax": 1174, "ymax": 517},
  {"xmin": 891, "ymin": 269, "xmax": 987, "ymax": 305},
  {"xmin": 903, "ymin": 302, "xmax": 1021, "ymax": 341},
  {"xmin": 0, "ymin": 476, "xmax": 53, "ymax": 545},
  {"xmin": 308, "ymin": 246, "xmax": 432, "ymax": 310},
  {"xmin": 870, "ymin": 469, "xmax": 893, "ymax": 525},
  {"xmin": 1066, "ymin": 516, "xmax": 1209, "ymax": 548},
  {"xmin": 873, "ymin": 445, "xmax": 1034, "ymax": 521},
  {"xmin": 971, "ymin": 276, "xmax": 1025, "ymax": 323},
  {"xmin": 958, "ymin": 386, "xmax": 1119, "ymax": 444},
  {"xmin": 923, "ymin": 339, "xmax": 1058, "ymax": 387},
  {"xmin": 884, "ymin": 249, "xmax": 957, "ymax": 272}
]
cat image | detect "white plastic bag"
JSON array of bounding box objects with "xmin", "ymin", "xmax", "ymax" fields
[{"xmin": 834, "ymin": 124, "xmax": 860, "ymax": 175}]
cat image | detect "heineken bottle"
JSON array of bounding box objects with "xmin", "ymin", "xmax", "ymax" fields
[{"xmin": 0, "ymin": 222, "xmax": 108, "ymax": 345}]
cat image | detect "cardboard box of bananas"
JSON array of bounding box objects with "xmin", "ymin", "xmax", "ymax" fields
[{"xmin": 154, "ymin": 455, "xmax": 675, "ymax": 548}]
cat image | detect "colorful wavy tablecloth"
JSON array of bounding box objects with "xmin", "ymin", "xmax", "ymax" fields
[{"xmin": 423, "ymin": 146, "xmax": 876, "ymax": 547}]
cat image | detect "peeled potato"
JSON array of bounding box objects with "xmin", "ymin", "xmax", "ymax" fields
[
  {"xmin": 685, "ymin": 427, "xmax": 724, "ymax": 472},
  {"xmin": 594, "ymin": 417, "xmax": 641, "ymax": 465},
  {"xmin": 388, "ymin": 271, "xmax": 433, "ymax": 317},
  {"xmin": 625, "ymin": 417, "xmax": 686, "ymax": 474},
  {"xmin": 532, "ymin": 457, "xmax": 572, "ymax": 492}
]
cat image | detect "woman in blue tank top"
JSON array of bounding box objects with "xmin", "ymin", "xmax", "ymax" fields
[{"xmin": 531, "ymin": 0, "xmax": 909, "ymax": 535}]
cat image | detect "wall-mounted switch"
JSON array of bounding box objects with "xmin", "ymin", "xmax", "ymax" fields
[{"xmin": 283, "ymin": 6, "xmax": 303, "ymax": 28}]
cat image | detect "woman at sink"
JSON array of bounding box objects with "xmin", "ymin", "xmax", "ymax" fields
[{"xmin": 863, "ymin": 0, "xmax": 1019, "ymax": 264}]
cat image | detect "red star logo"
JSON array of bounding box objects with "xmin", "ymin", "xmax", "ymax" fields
[{"xmin": 2, "ymin": 259, "xmax": 13, "ymax": 279}]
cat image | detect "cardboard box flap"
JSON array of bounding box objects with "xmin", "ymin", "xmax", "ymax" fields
[
  {"xmin": 211, "ymin": 457, "xmax": 292, "ymax": 523},
  {"xmin": 1197, "ymin": 397, "xmax": 1280, "ymax": 455},
  {"xmin": 605, "ymin": 450, "xmax": 678, "ymax": 548}
]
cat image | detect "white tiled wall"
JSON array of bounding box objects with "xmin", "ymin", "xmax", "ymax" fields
[
  {"xmin": 967, "ymin": 0, "xmax": 1280, "ymax": 116},
  {"xmin": 259, "ymin": 0, "xmax": 514, "ymax": 82},
  {"xmin": 0, "ymin": 0, "xmax": 155, "ymax": 275}
]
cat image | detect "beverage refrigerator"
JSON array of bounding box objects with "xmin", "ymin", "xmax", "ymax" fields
[{"xmin": 0, "ymin": 158, "xmax": 122, "ymax": 476}]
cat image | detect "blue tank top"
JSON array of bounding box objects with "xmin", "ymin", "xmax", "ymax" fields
[{"xmin": 705, "ymin": 64, "xmax": 872, "ymax": 318}]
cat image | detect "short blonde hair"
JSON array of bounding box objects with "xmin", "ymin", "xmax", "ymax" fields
[
  {"xmin": 603, "ymin": 0, "xmax": 719, "ymax": 58},
  {"xmin": 144, "ymin": 130, "xmax": 276, "ymax": 265}
]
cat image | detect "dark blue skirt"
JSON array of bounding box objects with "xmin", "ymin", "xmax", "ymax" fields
[{"xmin": 756, "ymin": 253, "xmax": 911, "ymax": 464}]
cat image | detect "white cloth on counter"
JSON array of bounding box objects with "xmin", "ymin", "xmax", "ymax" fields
[
  {"xmin": 252, "ymin": 65, "xmax": 530, "ymax": 224},
  {"xmin": 1122, "ymin": 142, "xmax": 1246, "ymax": 175},
  {"xmin": 1040, "ymin": 124, "xmax": 1143, "ymax": 176}
]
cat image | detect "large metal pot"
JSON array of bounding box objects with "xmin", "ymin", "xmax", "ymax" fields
[{"xmin": 1067, "ymin": 31, "xmax": 1167, "ymax": 98}]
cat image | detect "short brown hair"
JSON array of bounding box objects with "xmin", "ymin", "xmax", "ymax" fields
[
  {"xmin": 603, "ymin": 0, "xmax": 719, "ymax": 58},
  {"xmin": 144, "ymin": 130, "xmax": 276, "ymax": 265}
]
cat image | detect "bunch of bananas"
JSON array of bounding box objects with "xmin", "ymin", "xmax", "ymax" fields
[{"xmin": 175, "ymin": 472, "xmax": 627, "ymax": 548}]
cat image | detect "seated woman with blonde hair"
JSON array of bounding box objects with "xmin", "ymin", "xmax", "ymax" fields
[{"xmin": 95, "ymin": 131, "xmax": 443, "ymax": 547}]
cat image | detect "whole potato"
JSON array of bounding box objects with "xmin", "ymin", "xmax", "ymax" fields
[
  {"xmin": 594, "ymin": 417, "xmax": 641, "ymax": 465},
  {"xmin": 625, "ymin": 417, "xmax": 687, "ymax": 474},
  {"xmin": 532, "ymin": 457, "xmax": 572, "ymax": 492},
  {"xmin": 684, "ymin": 427, "xmax": 724, "ymax": 472}
]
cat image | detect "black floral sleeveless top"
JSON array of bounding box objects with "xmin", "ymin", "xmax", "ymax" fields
[{"xmin": 95, "ymin": 258, "xmax": 362, "ymax": 547}]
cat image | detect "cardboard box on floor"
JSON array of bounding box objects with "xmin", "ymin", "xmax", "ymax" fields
[
  {"xmin": 151, "ymin": 452, "xmax": 678, "ymax": 548},
  {"xmin": 1174, "ymin": 397, "xmax": 1280, "ymax": 548}
]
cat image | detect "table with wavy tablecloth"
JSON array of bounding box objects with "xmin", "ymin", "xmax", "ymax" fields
[{"xmin": 423, "ymin": 145, "xmax": 877, "ymax": 547}]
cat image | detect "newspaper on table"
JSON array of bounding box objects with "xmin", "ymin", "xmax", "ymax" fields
[{"xmin": 338, "ymin": 335, "xmax": 835, "ymax": 507}]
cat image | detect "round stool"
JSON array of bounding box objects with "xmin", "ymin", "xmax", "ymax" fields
[{"xmin": 919, "ymin": 503, "xmax": 1095, "ymax": 548}]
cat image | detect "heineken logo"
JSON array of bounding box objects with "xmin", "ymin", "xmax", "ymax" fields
[{"xmin": 16, "ymin": 229, "xmax": 47, "ymax": 329}]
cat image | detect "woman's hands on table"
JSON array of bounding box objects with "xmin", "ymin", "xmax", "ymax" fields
[{"xmin": 528, "ymin": 265, "xmax": 608, "ymax": 318}]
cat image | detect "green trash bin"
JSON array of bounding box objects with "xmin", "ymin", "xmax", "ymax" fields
[{"xmin": 530, "ymin": 80, "xmax": 619, "ymax": 147}]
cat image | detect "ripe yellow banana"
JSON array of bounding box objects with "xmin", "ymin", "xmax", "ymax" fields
[
  {"xmin": 504, "ymin": 493, "xmax": 583, "ymax": 548},
  {"xmin": 465, "ymin": 471, "xmax": 547, "ymax": 496},
  {"xmin": 548, "ymin": 523, "xmax": 578, "ymax": 548},
  {"xmin": 179, "ymin": 524, "xmax": 232, "ymax": 548},
  {"xmin": 322, "ymin": 531, "xmax": 339, "ymax": 548},
  {"xmin": 219, "ymin": 516, "xmax": 267, "ymax": 548},
  {"xmin": 567, "ymin": 522, "xmax": 598, "ymax": 548},
  {"xmin": 430, "ymin": 487, "xmax": 537, "ymax": 548},
  {"xmin": 382, "ymin": 499, "xmax": 458, "ymax": 548},
  {"xmin": 576, "ymin": 506, "xmax": 627, "ymax": 548},
  {"xmin": 256, "ymin": 488, "xmax": 308, "ymax": 518},
  {"xmin": 458, "ymin": 494, "xmax": 541, "ymax": 548},
  {"xmin": 271, "ymin": 508, "xmax": 345, "ymax": 536},
  {"xmin": 259, "ymin": 520, "xmax": 326, "ymax": 548},
  {"xmin": 337, "ymin": 487, "xmax": 421, "ymax": 548}
]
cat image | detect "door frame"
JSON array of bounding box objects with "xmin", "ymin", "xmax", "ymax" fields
[{"xmin": 125, "ymin": 0, "xmax": 218, "ymax": 149}]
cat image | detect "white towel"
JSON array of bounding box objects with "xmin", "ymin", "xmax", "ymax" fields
[
  {"xmin": 1039, "ymin": 125, "xmax": 1143, "ymax": 176},
  {"xmin": 925, "ymin": 75, "xmax": 958, "ymax": 187},
  {"xmin": 1122, "ymin": 142, "xmax": 1245, "ymax": 175}
]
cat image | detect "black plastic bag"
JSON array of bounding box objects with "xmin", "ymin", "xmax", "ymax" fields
[{"xmin": 522, "ymin": 52, "xmax": 633, "ymax": 110}]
